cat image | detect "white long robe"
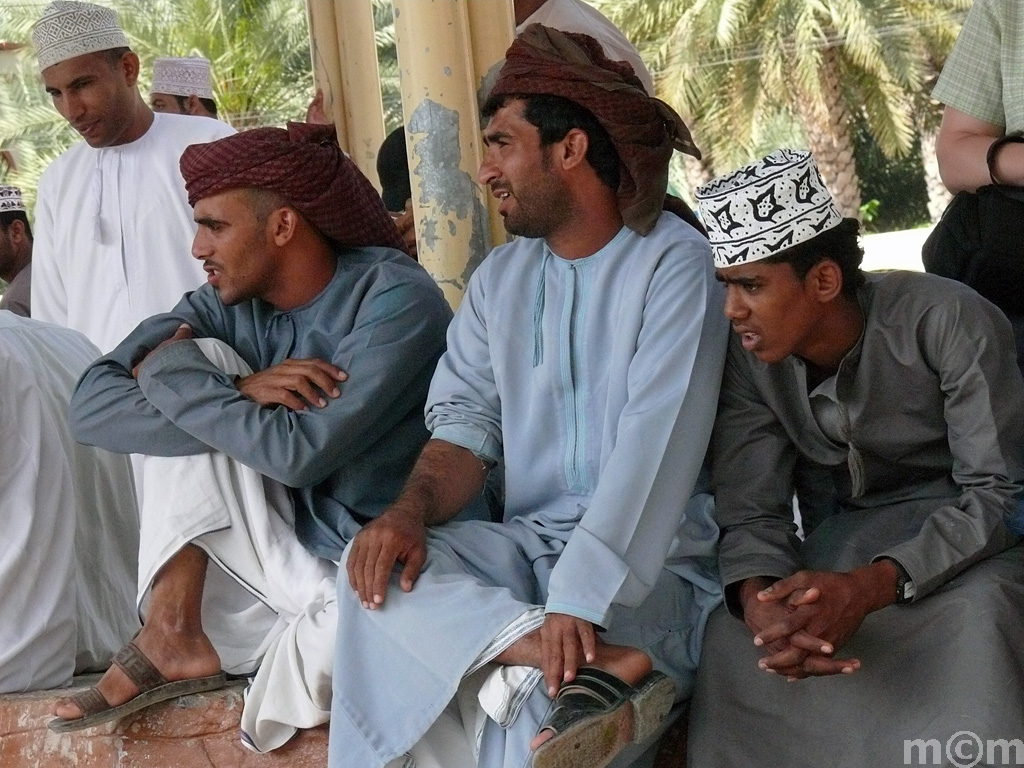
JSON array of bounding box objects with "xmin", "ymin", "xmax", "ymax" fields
[
  {"xmin": 32, "ymin": 112, "xmax": 234, "ymax": 354},
  {"xmin": 0, "ymin": 313, "xmax": 138, "ymax": 693}
]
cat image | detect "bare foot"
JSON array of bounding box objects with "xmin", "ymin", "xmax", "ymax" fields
[
  {"xmin": 529, "ymin": 644, "xmax": 651, "ymax": 751},
  {"xmin": 53, "ymin": 621, "xmax": 221, "ymax": 720}
]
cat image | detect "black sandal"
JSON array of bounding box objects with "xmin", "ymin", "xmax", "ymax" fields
[{"xmin": 531, "ymin": 667, "xmax": 675, "ymax": 768}]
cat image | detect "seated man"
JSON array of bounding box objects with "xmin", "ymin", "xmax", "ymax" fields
[
  {"xmin": 329, "ymin": 26, "xmax": 727, "ymax": 768},
  {"xmin": 0, "ymin": 184, "xmax": 33, "ymax": 317},
  {"xmin": 688, "ymin": 150, "xmax": 1024, "ymax": 766},
  {"xmin": 0, "ymin": 312, "xmax": 138, "ymax": 693},
  {"xmin": 51, "ymin": 123, "xmax": 453, "ymax": 751}
]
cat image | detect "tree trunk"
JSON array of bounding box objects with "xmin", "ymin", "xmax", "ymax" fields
[
  {"xmin": 793, "ymin": 46, "xmax": 862, "ymax": 218},
  {"xmin": 919, "ymin": 125, "xmax": 952, "ymax": 223},
  {"xmin": 682, "ymin": 154, "xmax": 714, "ymax": 198}
]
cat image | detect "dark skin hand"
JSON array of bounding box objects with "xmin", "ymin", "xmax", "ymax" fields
[
  {"xmin": 131, "ymin": 324, "xmax": 347, "ymax": 411},
  {"xmin": 742, "ymin": 561, "xmax": 898, "ymax": 679},
  {"xmin": 741, "ymin": 577, "xmax": 856, "ymax": 680},
  {"xmin": 346, "ymin": 440, "xmax": 489, "ymax": 609},
  {"xmin": 236, "ymin": 358, "xmax": 347, "ymax": 410},
  {"xmin": 540, "ymin": 613, "xmax": 597, "ymax": 696},
  {"xmin": 132, "ymin": 323, "xmax": 195, "ymax": 378},
  {"xmin": 346, "ymin": 504, "xmax": 428, "ymax": 609}
]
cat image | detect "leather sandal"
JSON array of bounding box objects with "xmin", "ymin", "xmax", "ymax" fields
[
  {"xmin": 47, "ymin": 640, "xmax": 226, "ymax": 733},
  {"xmin": 531, "ymin": 667, "xmax": 675, "ymax": 768}
]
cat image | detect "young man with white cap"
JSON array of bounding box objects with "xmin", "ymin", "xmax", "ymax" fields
[
  {"xmin": 31, "ymin": 1, "xmax": 233, "ymax": 354},
  {"xmin": 687, "ymin": 149, "xmax": 1024, "ymax": 766},
  {"xmin": 0, "ymin": 184, "xmax": 33, "ymax": 317},
  {"xmin": 150, "ymin": 56, "xmax": 219, "ymax": 119}
]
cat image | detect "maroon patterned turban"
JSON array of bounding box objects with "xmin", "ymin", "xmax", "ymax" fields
[
  {"xmin": 180, "ymin": 122, "xmax": 409, "ymax": 254},
  {"xmin": 490, "ymin": 24, "xmax": 702, "ymax": 236}
]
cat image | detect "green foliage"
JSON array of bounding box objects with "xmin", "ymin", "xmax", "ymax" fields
[
  {"xmin": 371, "ymin": 0, "xmax": 402, "ymax": 133},
  {"xmin": 859, "ymin": 198, "xmax": 881, "ymax": 222},
  {"xmin": 114, "ymin": 0, "xmax": 314, "ymax": 128},
  {"xmin": 0, "ymin": 44, "xmax": 78, "ymax": 211},
  {"xmin": 593, "ymin": 0, "xmax": 967, "ymax": 174},
  {"xmin": 0, "ymin": 0, "xmax": 315, "ymax": 208},
  {"xmin": 1, "ymin": 0, "xmax": 405, "ymax": 209},
  {"xmin": 853, "ymin": 120, "xmax": 930, "ymax": 232}
]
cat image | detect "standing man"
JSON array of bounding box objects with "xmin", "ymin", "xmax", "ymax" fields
[
  {"xmin": 0, "ymin": 185, "xmax": 32, "ymax": 317},
  {"xmin": 52, "ymin": 124, "xmax": 452, "ymax": 750},
  {"xmin": 150, "ymin": 56, "xmax": 219, "ymax": 119},
  {"xmin": 330, "ymin": 27, "xmax": 725, "ymax": 768},
  {"xmin": 687, "ymin": 150, "xmax": 1024, "ymax": 767},
  {"xmin": 31, "ymin": 1, "xmax": 234, "ymax": 353}
]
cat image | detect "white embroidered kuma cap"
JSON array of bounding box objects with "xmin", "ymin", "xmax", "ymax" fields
[
  {"xmin": 694, "ymin": 149, "xmax": 843, "ymax": 268},
  {"xmin": 33, "ymin": 1, "xmax": 130, "ymax": 71},
  {"xmin": 0, "ymin": 185, "xmax": 26, "ymax": 213},
  {"xmin": 152, "ymin": 57, "xmax": 215, "ymax": 100}
]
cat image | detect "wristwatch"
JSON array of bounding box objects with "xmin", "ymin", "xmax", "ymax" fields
[{"xmin": 886, "ymin": 558, "xmax": 916, "ymax": 604}]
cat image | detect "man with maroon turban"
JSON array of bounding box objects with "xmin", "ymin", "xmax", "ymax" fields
[
  {"xmin": 50, "ymin": 123, "xmax": 453, "ymax": 751},
  {"xmin": 330, "ymin": 26, "xmax": 726, "ymax": 768}
]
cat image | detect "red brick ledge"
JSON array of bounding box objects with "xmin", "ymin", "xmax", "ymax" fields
[{"xmin": 0, "ymin": 675, "xmax": 327, "ymax": 767}]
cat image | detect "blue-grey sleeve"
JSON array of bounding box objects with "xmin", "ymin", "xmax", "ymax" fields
[
  {"xmin": 70, "ymin": 290, "xmax": 226, "ymax": 456},
  {"xmin": 132, "ymin": 279, "xmax": 450, "ymax": 488},
  {"xmin": 425, "ymin": 266, "xmax": 503, "ymax": 463}
]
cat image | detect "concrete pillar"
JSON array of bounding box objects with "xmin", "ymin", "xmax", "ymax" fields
[
  {"xmin": 307, "ymin": 1, "xmax": 386, "ymax": 187},
  {"xmin": 393, "ymin": 0, "xmax": 514, "ymax": 309}
]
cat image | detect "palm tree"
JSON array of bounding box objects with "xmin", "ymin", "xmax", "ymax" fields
[
  {"xmin": 116, "ymin": 0, "xmax": 313, "ymax": 129},
  {"xmin": 595, "ymin": 0, "xmax": 967, "ymax": 219},
  {"xmin": 371, "ymin": 0, "xmax": 403, "ymax": 133}
]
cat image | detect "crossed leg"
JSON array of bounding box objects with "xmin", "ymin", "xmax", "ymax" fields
[{"xmin": 493, "ymin": 630, "xmax": 653, "ymax": 751}]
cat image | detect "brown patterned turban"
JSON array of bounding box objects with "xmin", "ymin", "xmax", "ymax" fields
[
  {"xmin": 490, "ymin": 24, "xmax": 701, "ymax": 236},
  {"xmin": 180, "ymin": 122, "xmax": 409, "ymax": 254}
]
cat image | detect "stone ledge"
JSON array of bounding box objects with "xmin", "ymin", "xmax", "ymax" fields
[
  {"xmin": 1, "ymin": 676, "xmax": 685, "ymax": 767},
  {"xmin": 0, "ymin": 676, "xmax": 327, "ymax": 767}
]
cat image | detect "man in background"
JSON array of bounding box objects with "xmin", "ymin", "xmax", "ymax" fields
[
  {"xmin": 0, "ymin": 184, "xmax": 32, "ymax": 317},
  {"xmin": 150, "ymin": 56, "xmax": 219, "ymax": 119},
  {"xmin": 31, "ymin": 1, "xmax": 233, "ymax": 354}
]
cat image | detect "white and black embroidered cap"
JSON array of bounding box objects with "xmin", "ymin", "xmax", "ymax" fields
[
  {"xmin": 33, "ymin": 1, "xmax": 129, "ymax": 72},
  {"xmin": 694, "ymin": 149, "xmax": 843, "ymax": 268},
  {"xmin": 0, "ymin": 185, "xmax": 26, "ymax": 213},
  {"xmin": 152, "ymin": 57, "xmax": 215, "ymax": 100}
]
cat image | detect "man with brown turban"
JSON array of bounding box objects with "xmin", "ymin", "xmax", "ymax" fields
[
  {"xmin": 50, "ymin": 123, "xmax": 453, "ymax": 751},
  {"xmin": 330, "ymin": 26, "xmax": 727, "ymax": 768}
]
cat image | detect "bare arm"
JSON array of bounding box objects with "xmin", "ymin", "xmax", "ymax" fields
[
  {"xmin": 936, "ymin": 107, "xmax": 1024, "ymax": 193},
  {"xmin": 345, "ymin": 439, "xmax": 490, "ymax": 608}
]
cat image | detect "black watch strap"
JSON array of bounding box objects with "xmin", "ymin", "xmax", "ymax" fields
[
  {"xmin": 986, "ymin": 131, "xmax": 1024, "ymax": 186},
  {"xmin": 886, "ymin": 558, "xmax": 915, "ymax": 604}
]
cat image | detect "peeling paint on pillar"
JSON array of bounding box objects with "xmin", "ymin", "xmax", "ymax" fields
[{"xmin": 407, "ymin": 99, "xmax": 490, "ymax": 299}]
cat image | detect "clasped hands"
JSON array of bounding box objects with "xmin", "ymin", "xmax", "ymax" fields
[
  {"xmin": 132, "ymin": 323, "xmax": 347, "ymax": 410},
  {"xmin": 741, "ymin": 561, "xmax": 897, "ymax": 680}
]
